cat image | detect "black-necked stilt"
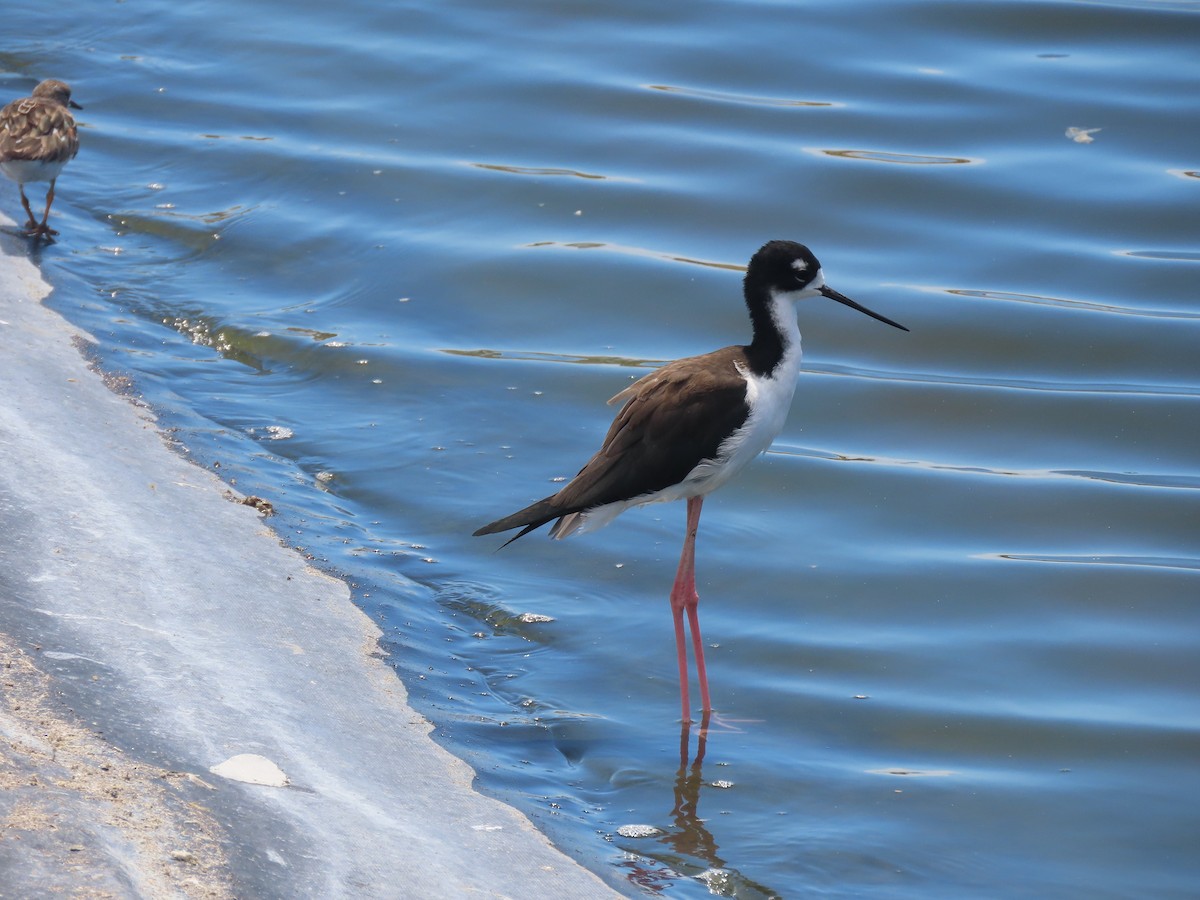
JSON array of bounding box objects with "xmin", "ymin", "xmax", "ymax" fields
[
  {"xmin": 475, "ymin": 240, "xmax": 907, "ymax": 721},
  {"xmin": 0, "ymin": 80, "xmax": 82, "ymax": 240}
]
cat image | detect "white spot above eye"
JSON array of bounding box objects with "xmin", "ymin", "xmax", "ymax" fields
[{"xmin": 790, "ymin": 258, "xmax": 809, "ymax": 273}]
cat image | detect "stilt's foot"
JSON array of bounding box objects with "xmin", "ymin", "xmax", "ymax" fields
[{"xmin": 25, "ymin": 223, "xmax": 59, "ymax": 240}]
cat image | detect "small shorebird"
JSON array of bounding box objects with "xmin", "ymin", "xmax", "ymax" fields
[
  {"xmin": 474, "ymin": 240, "xmax": 908, "ymax": 721},
  {"xmin": 0, "ymin": 79, "xmax": 82, "ymax": 239}
]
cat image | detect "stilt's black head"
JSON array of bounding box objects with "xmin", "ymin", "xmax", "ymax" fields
[{"xmin": 746, "ymin": 240, "xmax": 908, "ymax": 331}]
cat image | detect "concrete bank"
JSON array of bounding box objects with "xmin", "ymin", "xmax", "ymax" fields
[{"xmin": 0, "ymin": 226, "xmax": 618, "ymax": 898}]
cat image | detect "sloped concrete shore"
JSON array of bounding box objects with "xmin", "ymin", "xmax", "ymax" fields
[{"xmin": 0, "ymin": 227, "xmax": 617, "ymax": 898}]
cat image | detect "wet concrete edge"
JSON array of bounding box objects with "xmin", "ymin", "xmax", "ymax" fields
[{"xmin": 0, "ymin": 221, "xmax": 621, "ymax": 899}]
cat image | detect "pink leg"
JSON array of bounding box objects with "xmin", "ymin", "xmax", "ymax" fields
[
  {"xmin": 669, "ymin": 496, "xmax": 711, "ymax": 722},
  {"xmin": 688, "ymin": 590, "xmax": 712, "ymax": 713}
]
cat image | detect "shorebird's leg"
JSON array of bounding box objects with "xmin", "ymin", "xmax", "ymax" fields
[
  {"xmin": 670, "ymin": 569, "xmax": 692, "ymax": 721},
  {"xmin": 669, "ymin": 495, "xmax": 709, "ymax": 721},
  {"xmin": 683, "ymin": 496, "xmax": 712, "ymax": 712},
  {"xmin": 33, "ymin": 179, "xmax": 60, "ymax": 237},
  {"xmin": 17, "ymin": 185, "xmax": 37, "ymax": 231}
]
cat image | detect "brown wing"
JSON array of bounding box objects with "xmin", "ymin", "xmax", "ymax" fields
[
  {"xmin": 555, "ymin": 347, "xmax": 750, "ymax": 510},
  {"xmin": 474, "ymin": 346, "xmax": 751, "ymax": 539}
]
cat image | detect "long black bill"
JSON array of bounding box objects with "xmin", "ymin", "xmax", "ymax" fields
[{"xmin": 820, "ymin": 285, "xmax": 908, "ymax": 332}]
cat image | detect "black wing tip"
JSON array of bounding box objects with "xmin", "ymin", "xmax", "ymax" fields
[
  {"xmin": 472, "ymin": 494, "xmax": 563, "ymax": 542},
  {"xmin": 472, "ymin": 517, "xmax": 534, "ymax": 538},
  {"xmin": 473, "ymin": 519, "xmax": 547, "ymax": 550}
]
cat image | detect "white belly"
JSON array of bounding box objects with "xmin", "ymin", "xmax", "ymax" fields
[
  {"xmin": 0, "ymin": 158, "xmax": 67, "ymax": 185},
  {"xmin": 681, "ymin": 359, "xmax": 800, "ymax": 496}
]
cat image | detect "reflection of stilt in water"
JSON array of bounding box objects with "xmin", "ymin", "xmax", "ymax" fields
[
  {"xmin": 661, "ymin": 710, "xmax": 723, "ymax": 867},
  {"xmin": 648, "ymin": 713, "xmax": 783, "ymax": 898},
  {"xmin": 616, "ymin": 715, "xmax": 782, "ymax": 896}
]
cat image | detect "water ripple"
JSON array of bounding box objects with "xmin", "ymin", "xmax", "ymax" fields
[
  {"xmin": 444, "ymin": 347, "xmax": 1198, "ymax": 399},
  {"xmin": 645, "ymin": 83, "xmax": 839, "ymax": 109},
  {"xmin": 441, "ymin": 347, "xmax": 654, "ymax": 369},
  {"xmin": 1116, "ymin": 248, "xmax": 1200, "ymax": 263},
  {"xmin": 468, "ymin": 162, "xmax": 628, "ymax": 181},
  {"xmin": 808, "ymin": 148, "xmax": 980, "ymax": 165},
  {"xmin": 770, "ymin": 446, "xmax": 1199, "ymax": 492},
  {"xmin": 989, "ymin": 554, "xmax": 1200, "ymax": 573},
  {"xmin": 935, "ymin": 286, "xmax": 1200, "ymax": 320},
  {"xmin": 525, "ymin": 240, "xmax": 746, "ymax": 271},
  {"xmin": 813, "ymin": 362, "xmax": 1200, "ymax": 399}
]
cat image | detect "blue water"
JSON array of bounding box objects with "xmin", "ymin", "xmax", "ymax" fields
[{"xmin": 5, "ymin": 0, "xmax": 1199, "ymax": 895}]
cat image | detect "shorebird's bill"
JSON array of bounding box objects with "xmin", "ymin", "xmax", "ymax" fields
[{"xmin": 819, "ymin": 285, "xmax": 908, "ymax": 332}]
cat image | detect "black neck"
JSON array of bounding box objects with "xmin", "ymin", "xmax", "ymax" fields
[{"xmin": 742, "ymin": 274, "xmax": 788, "ymax": 378}]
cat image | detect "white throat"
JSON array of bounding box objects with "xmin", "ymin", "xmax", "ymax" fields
[{"xmin": 764, "ymin": 286, "xmax": 804, "ymax": 374}]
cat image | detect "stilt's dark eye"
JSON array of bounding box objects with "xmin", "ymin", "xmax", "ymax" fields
[{"xmin": 789, "ymin": 259, "xmax": 813, "ymax": 287}]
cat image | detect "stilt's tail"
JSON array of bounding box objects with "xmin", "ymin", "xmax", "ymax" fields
[{"xmin": 473, "ymin": 496, "xmax": 563, "ymax": 547}]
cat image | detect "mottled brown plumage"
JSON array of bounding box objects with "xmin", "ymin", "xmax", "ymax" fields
[{"xmin": 0, "ymin": 79, "xmax": 82, "ymax": 239}]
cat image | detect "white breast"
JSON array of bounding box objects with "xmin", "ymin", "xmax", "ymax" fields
[
  {"xmin": 0, "ymin": 158, "xmax": 68, "ymax": 185},
  {"xmin": 680, "ymin": 287, "xmax": 804, "ymax": 495}
]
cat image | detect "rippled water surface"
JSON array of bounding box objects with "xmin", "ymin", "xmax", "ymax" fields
[{"xmin": 6, "ymin": 0, "xmax": 1199, "ymax": 895}]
